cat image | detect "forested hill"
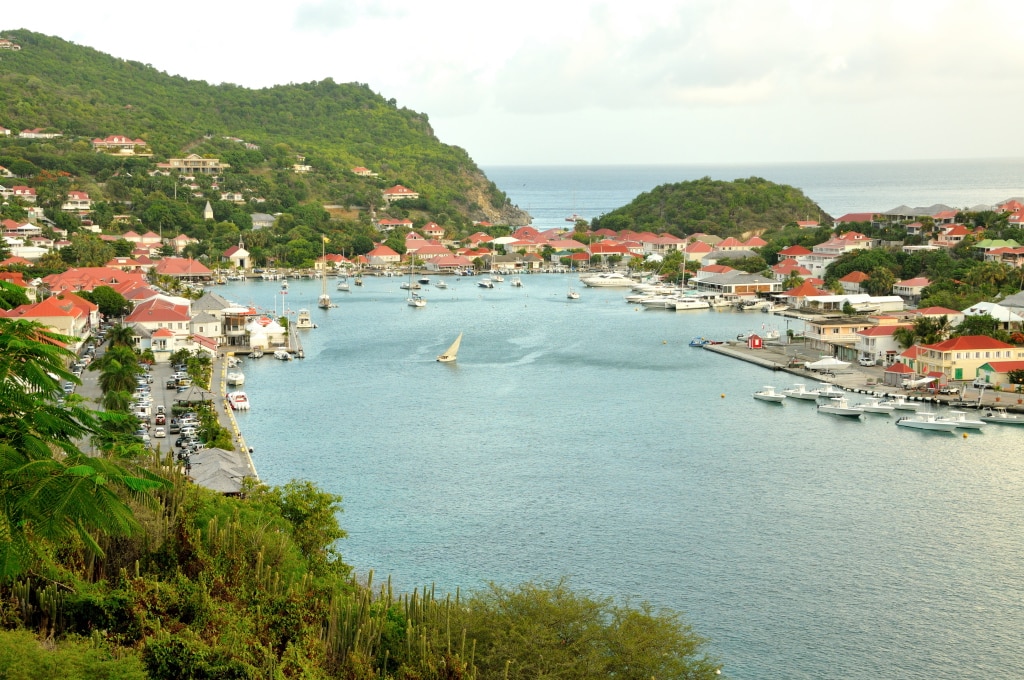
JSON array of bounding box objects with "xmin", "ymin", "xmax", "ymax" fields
[
  {"xmin": 0, "ymin": 29, "xmax": 526, "ymax": 227},
  {"xmin": 591, "ymin": 176, "xmax": 830, "ymax": 238}
]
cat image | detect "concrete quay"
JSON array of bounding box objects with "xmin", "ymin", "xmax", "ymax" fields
[{"xmin": 703, "ymin": 340, "xmax": 1022, "ymax": 412}]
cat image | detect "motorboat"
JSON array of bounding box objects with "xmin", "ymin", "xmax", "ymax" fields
[
  {"xmin": 295, "ymin": 309, "xmax": 314, "ymax": 329},
  {"xmin": 689, "ymin": 337, "xmax": 722, "ymax": 347},
  {"xmin": 817, "ymin": 396, "xmax": 863, "ymax": 417},
  {"xmin": 227, "ymin": 391, "xmax": 250, "ymax": 411},
  {"xmin": 580, "ymin": 272, "xmax": 634, "ymax": 287},
  {"xmin": 510, "ymin": 277, "xmax": 523, "ymax": 287},
  {"xmin": 226, "ymin": 371, "xmax": 245, "ymax": 386},
  {"xmin": 979, "ymin": 407, "xmax": 1024, "ymax": 425},
  {"xmin": 813, "ymin": 383, "xmax": 845, "ymax": 400},
  {"xmin": 400, "ymin": 281, "xmax": 421, "ymax": 290},
  {"xmin": 896, "ymin": 411, "xmax": 958, "ymax": 432},
  {"xmin": 435, "ymin": 280, "xmax": 448, "ymax": 289},
  {"xmin": 248, "ymin": 348, "xmax": 264, "ymax": 359},
  {"xmin": 753, "ymin": 386, "xmax": 786, "ymax": 403},
  {"xmin": 491, "ymin": 273, "xmax": 505, "ymax": 283},
  {"xmin": 274, "ymin": 349, "xmax": 292, "ymax": 361},
  {"xmin": 879, "ymin": 394, "xmax": 922, "ymax": 411},
  {"xmin": 418, "ymin": 276, "xmax": 431, "ymax": 285},
  {"xmin": 670, "ymin": 297, "xmax": 711, "ymax": 311},
  {"xmin": 782, "ymin": 384, "xmax": 820, "ymax": 401},
  {"xmin": 936, "ymin": 410, "xmax": 986, "ymax": 430},
  {"xmin": 477, "ymin": 278, "xmax": 494, "ymax": 288},
  {"xmin": 436, "ymin": 332, "xmax": 462, "ymax": 363},
  {"xmin": 853, "ymin": 397, "xmax": 894, "ymax": 415}
]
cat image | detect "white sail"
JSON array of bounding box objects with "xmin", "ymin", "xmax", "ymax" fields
[{"xmin": 436, "ymin": 332, "xmax": 463, "ymax": 363}]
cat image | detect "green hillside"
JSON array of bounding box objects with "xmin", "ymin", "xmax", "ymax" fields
[
  {"xmin": 0, "ymin": 29, "xmax": 527, "ymax": 250},
  {"xmin": 591, "ymin": 176, "xmax": 830, "ymax": 238}
]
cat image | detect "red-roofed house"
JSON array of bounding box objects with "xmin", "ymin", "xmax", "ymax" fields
[
  {"xmin": 744, "ymin": 236, "xmax": 768, "ymax": 248},
  {"xmin": 427, "ymin": 255, "xmax": 475, "ymax": 272},
  {"xmin": 589, "ymin": 241, "xmax": 631, "ymax": 264},
  {"xmin": 421, "ymin": 222, "xmax": 445, "ymax": 239},
  {"xmin": 716, "ymin": 236, "xmax": 745, "ymax": 251},
  {"xmin": 1, "ymin": 293, "xmax": 95, "ymax": 343},
  {"xmin": 410, "ymin": 243, "xmax": 452, "ymax": 261},
  {"xmin": 915, "ymin": 335, "xmax": 1024, "ymax": 382},
  {"xmin": 855, "ymin": 319, "xmax": 912, "ymax": 366},
  {"xmin": 883, "ymin": 359, "xmax": 915, "ymax": 387},
  {"xmin": 382, "ymin": 185, "xmax": 419, "ymax": 203},
  {"xmin": 42, "ymin": 267, "xmax": 149, "ymax": 297},
  {"xmin": 796, "ymin": 220, "xmax": 819, "ymax": 229},
  {"xmin": 976, "ymin": 360, "xmax": 1024, "ymax": 389},
  {"xmin": 125, "ymin": 297, "xmax": 193, "ymax": 340},
  {"xmin": 834, "ymin": 213, "xmax": 876, "ymax": 225},
  {"xmin": 222, "ymin": 243, "xmax": 250, "ymax": 270},
  {"xmin": 683, "ymin": 239, "xmax": 713, "ymax": 264},
  {"xmin": 92, "ymin": 135, "xmax": 149, "ymax": 154},
  {"xmin": 910, "ymin": 306, "xmax": 965, "ymax": 327},
  {"xmin": 839, "ymin": 271, "xmax": 870, "ymax": 294},
  {"xmin": 933, "ymin": 224, "xmax": 975, "ymax": 248},
  {"xmin": 11, "ymin": 186, "xmax": 36, "ymax": 203},
  {"xmin": 154, "ymin": 257, "xmax": 213, "ymax": 281},
  {"xmin": 377, "ymin": 218, "xmax": 413, "ymax": 232},
  {"xmin": 779, "ymin": 244, "xmax": 812, "ymax": 257},
  {"xmin": 893, "ymin": 277, "xmax": 930, "ymax": 304},
  {"xmin": 351, "ymin": 166, "xmax": 378, "ymax": 176},
  {"xmin": 366, "ymin": 245, "xmax": 401, "ymax": 267},
  {"xmin": 780, "ymin": 280, "xmax": 829, "ymax": 305},
  {"xmin": 772, "ymin": 260, "xmax": 812, "ymax": 281}
]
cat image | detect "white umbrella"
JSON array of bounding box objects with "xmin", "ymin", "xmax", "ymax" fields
[{"xmin": 805, "ymin": 357, "xmax": 851, "ymax": 370}]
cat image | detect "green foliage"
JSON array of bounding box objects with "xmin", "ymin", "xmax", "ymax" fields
[
  {"xmin": 0, "ymin": 629, "xmax": 147, "ymax": 679},
  {"xmin": 0, "ymin": 29, "xmax": 521, "ymax": 238},
  {"xmin": 78, "ymin": 286, "xmax": 130, "ymax": 319},
  {"xmin": 954, "ymin": 313, "xmax": 1010, "ymax": 342},
  {"xmin": 591, "ymin": 176, "xmax": 826, "ymax": 238}
]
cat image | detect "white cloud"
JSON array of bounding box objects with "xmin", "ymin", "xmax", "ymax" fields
[{"xmin": 15, "ymin": 0, "xmax": 1024, "ymax": 163}]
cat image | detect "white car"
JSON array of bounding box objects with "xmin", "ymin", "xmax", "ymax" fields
[
  {"xmin": 858, "ymin": 357, "xmax": 875, "ymax": 367},
  {"xmin": 153, "ymin": 427, "xmax": 166, "ymax": 438}
]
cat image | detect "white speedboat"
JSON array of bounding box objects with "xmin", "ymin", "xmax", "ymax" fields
[
  {"xmin": 896, "ymin": 411, "xmax": 957, "ymax": 432},
  {"xmin": 753, "ymin": 386, "xmax": 786, "ymax": 403},
  {"xmin": 670, "ymin": 297, "xmax": 711, "ymax": 311},
  {"xmin": 818, "ymin": 396, "xmax": 863, "ymax": 417},
  {"xmin": 879, "ymin": 394, "xmax": 921, "ymax": 411},
  {"xmin": 979, "ymin": 407, "xmax": 1024, "ymax": 425},
  {"xmin": 435, "ymin": 280, "xmax": 448, "ymax": 289},
  {"xmin": 477, "ymin": 278, "xmax": 494, "ymax": 288},
  {"xmin": 853, "ymin": 397, "xmax": 894, "ymax": 415},
  {"xmin": 226, "ymin": 371, "xmax": 245, "ymax": 386},
  {"xmin": 510, "ymin": 277, "xmax": 523, "ymax": 287},
  {"xmin": 936, "ymin": 410, "xmax": 986, "ymax": 430},
  {"xmin": 580, "ymin": 272, "xmax": 634, "ymax": 287},
  {"xmin": 274, "ymin": 349, "xmax": 292, "ymax": 361},
  {"xmin": 814, "ymin": 383, "xmax": 845, "ymax": 400},
  {"xmin": 782, "ymin": 383, "xmax": 819, "ymax": 401},
  {"xmin": 227, "ymin": 391, "xmax": 250, "ymax": 411}
]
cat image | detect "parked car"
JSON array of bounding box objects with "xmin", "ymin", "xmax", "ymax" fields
[
  {"xmin": 153, "ymin": 427, "xmax": 166, "ymax": 438},
  {"xmin": 858, "ymin": 357, "xmax": 875, "ymax": 367},
  {"xmin": 972, "ymin": 378, "xmax": 989, "ymax": 389}
]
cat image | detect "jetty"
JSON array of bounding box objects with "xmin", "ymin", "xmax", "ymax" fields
[{"xmin": 703, "ymin": 340, "xmax": 1019, "ymax": 412}]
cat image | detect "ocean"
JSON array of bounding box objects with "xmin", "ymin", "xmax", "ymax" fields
[
  {"xmin": 483, "ymin": 158, "xmax": 1024, "ymax": 229},
  {"xmin": 225, "ymin": 161, "xmax": 1024, "ymax": 679}
]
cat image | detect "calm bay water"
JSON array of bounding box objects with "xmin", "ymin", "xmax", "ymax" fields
[
  {"xmin": 484, "ymin": 159, "xmax": 1024, "ymax": 228},
  {"xmin": 224, "ymin": 271, "xmax": 1024, "ymax": 679}
]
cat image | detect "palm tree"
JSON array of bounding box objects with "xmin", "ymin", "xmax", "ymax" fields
[
  {"xmin": 105, "ymin": 323, "xmax": 135, "ymax": 348},
  {"xmin": 0, "ymin": 318, "xmax": 168, "ymax": 578},
  {"xmin": 99, "ymin": 359, "xmax": 140, "ymax": 396}
]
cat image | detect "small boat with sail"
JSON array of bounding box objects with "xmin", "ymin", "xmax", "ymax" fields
[
  {"xmin": 406, "ymin": 257, "xmax": 426, "ymax": 307},
  {"xmin": 436, "ymin": 332, "xmax": 463, "ymax": 363}
]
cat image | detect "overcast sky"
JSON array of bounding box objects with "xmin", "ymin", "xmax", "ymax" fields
[{"xmin": 11, "ymin": 0, "xmax": 1024, "ymax": 166}]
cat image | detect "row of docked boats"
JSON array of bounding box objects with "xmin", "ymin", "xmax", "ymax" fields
[{"xmin": 753, "ymin": 383, "xmax": 1024, "ymax": 430}]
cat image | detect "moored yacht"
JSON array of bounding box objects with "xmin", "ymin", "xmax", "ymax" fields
[
  {"xmin": 753, "ymin": 386, "xmax": 786, "ymax": 403},
  {"xmin": 936, "ymin": 410, "xmax": 986, "ymax": 430},
  {"xmin": 580, "ymin": 272, "xmax": 633, "ymax": 287},
  {"xmin": 852, "ymin": 397, "xmax": 894, "ymax": 415},
  {"xmin": 782, "ymin": 383, "xmax": 819, "ymax": 401}
]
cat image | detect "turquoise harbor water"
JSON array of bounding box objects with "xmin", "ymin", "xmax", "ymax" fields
[{"xmin": 222, "ymin": 274, "xmax": 1024, "ymax": 680}]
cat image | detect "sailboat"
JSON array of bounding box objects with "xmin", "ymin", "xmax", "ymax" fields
[
  {"xmin": 436, "ymin": 332, "xmax": 462, "ymax": 363},
  {"xmin": 317, "ymin": 238, "xmax": 332, "ymax": 309},
  {"xmin": 567, "ymin": 265, "xmax": 580, "ymax": 300},
  {"xmin": 406, "ymin": 256, "xmax": 426, "ymax": 307}
]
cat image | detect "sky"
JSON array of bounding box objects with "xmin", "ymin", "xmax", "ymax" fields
[{"xmin": 9, "ymin": 0, "xmax": 1024, "ymax": 166}]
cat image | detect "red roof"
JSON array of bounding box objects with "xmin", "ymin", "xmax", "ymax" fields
[
  {"xmin": 922, "ymin": 335, "xmax": 1014, "ymax": 352},
  {"xmin": 840, "ymin": 271, "xmax": 870, "ymax": 283},
  {"xmin": 779, "ymin": 244, "xmax": 812, "ymax": 256},
  {"xmin": 886, "ymin": 362, "xmax": 914, "ymax": 374},
  {"xmin": 783, "ymin": 280, "xmax": 828, "ymax": 297}
]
